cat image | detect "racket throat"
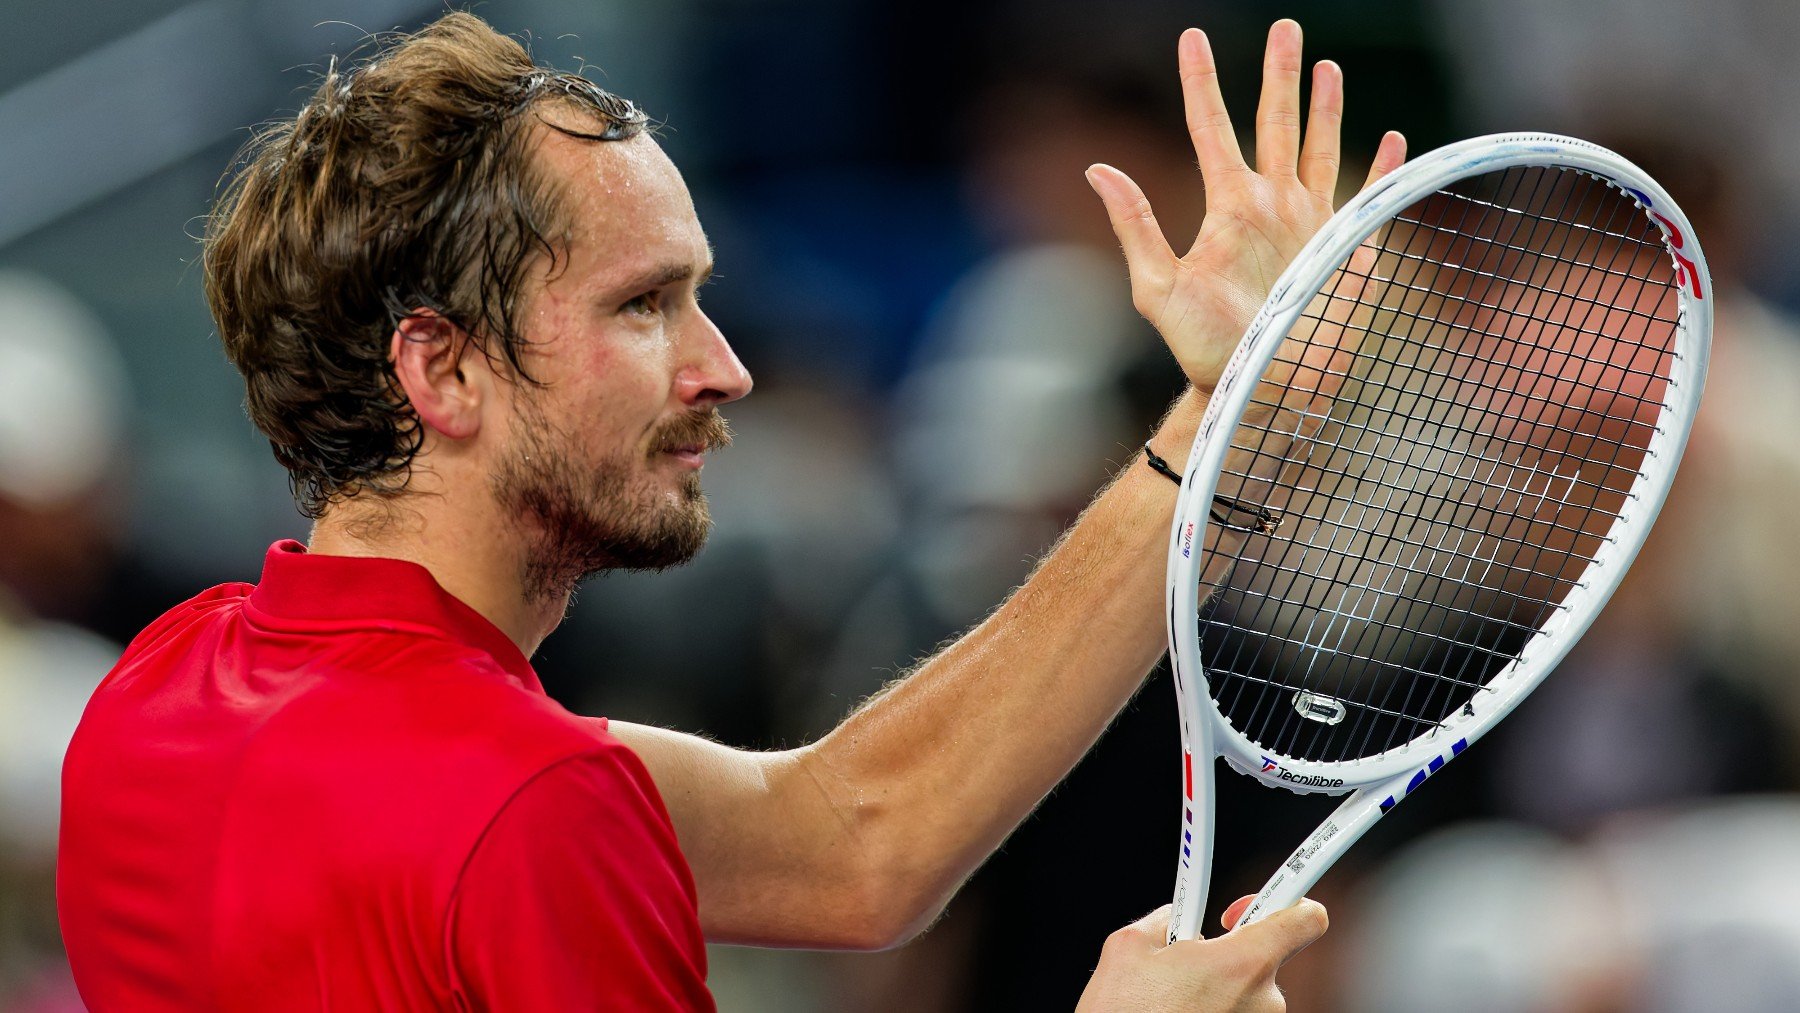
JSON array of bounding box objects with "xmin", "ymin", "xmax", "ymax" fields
[{"xmin": 1236, "ymin": 782, "xmax": 1390, "ymax": 927}]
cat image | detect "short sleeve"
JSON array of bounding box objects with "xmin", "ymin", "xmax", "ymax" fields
[{"xmin": 447, "ymin": 748, "xmax": 714, "ymax": 1012}]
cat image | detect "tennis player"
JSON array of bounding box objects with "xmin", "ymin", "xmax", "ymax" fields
[{"xmin": 58, "ymin": 13, "xmax": 1401, "ymax": 1011}]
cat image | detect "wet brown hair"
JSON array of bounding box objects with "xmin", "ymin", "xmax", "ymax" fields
[{"xmin": 203, "ymin": 11, "xmax": 647, "ymax": 517}]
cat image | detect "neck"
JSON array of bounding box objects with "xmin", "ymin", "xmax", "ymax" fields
[{"xmin": 306, "ymin": 491, "xmax": 568, "ymax": 658}]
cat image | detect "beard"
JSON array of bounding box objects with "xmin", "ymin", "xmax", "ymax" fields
[{"xmin": 490, "ymin": 398, "xmax": 732, "ymax": 603}]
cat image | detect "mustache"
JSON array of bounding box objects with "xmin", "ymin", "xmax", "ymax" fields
[{"xmin": 650, "ymin": 409, "xmax": 733, "ymax": 454}]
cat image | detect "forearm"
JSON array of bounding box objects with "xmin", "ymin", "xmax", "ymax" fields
[
  {"xmin": 628, "ymin": 389, "xmax": 1300, "ymax": 948},
  {"xmin": 798, "ymin": 388, "xmax": 1207, "ymax": 942}
]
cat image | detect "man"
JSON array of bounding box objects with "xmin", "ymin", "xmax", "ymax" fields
[{"xmin": 58, "ymin": 12, "xmax": 1402, "ymax": 1011}]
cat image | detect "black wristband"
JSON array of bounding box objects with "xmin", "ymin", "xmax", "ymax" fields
[
  {"xmin": 1142, "ymin": 443, "xmax": 1284, "ymax": 535},
  {"xmin": 1143, "ymin": 444, "xmax": 1183, "ymax": 485}
]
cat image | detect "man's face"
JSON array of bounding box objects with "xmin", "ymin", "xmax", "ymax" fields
[{"xmin": 489, "ymin": 125, "xmax": 751, "ymax": 600}]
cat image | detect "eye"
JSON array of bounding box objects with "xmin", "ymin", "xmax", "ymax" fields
[{"xmin": 620, "ymin": 290, "xmax": 660, "ymax": 317}]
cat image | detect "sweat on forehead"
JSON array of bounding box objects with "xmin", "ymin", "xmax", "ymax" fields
[
  {"xmin": 536, "ymin": 126, "xmax": 685, "ymax": 208},
  {"xmin": 530, "ymin": 129, "xmax": 708, "ymax": 286}
]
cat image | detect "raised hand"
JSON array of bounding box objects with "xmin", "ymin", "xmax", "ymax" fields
[{"xmin": 1086, "ymin": 20, "xmax": 1406, "ymax": 395}]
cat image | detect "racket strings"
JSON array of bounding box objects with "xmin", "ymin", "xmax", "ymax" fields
[
  {"xmin": 1197, "ymin": 164, "xmax": 1682, "ymax": 763},
  {"xmin": 1216, "ymin": 163, "xmax": 1587, "ymax": 757},
  {"xmin": 1317, "ymin": 164, "xmax": 1664, "ymax": 757},
  {"xmin": 1388, "ymin": 169, "xmax": 1679, "ymax": 746},
  {"xmin": 1244, "ymin": 296, "xmax": 1678, "ymax": 430},
  {"xmin": 1231, "ymin": 414, "xmax": 1647, "ymax": 534},
  {"xmin": 1310, "ymin": 165, "xmax": 1665, "ymax": 755}
]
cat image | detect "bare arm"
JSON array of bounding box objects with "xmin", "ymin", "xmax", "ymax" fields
[
  {"xmin": 611, "ymin": 21, "xmax": 1405, "ymax": 951},
  {"xmin": 612, "ymin": 390, "xmax": 1202, "ymax": 948}
]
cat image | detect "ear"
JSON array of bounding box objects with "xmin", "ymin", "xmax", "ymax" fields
[{"xmin": 390, "ymin": 310, "xmax": 483, "ymax": 442}]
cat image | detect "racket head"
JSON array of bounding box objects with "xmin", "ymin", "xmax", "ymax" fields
[{"xmin": 1165, "ymin": 133, "xmax": 1711, "ymax": 794}]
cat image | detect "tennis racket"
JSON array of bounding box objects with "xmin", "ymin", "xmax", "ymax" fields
[{"xmin": 1162, "ymin": 132, "xmax": 1711, "ymax": 942}]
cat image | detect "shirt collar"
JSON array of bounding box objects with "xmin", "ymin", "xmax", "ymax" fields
[{"xmin": 247, "ymin": 539, "xmax": 542, "ymax": 693}]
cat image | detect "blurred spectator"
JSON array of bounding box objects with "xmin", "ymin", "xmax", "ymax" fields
[
  {"xmin": 1345, "ymin": 802, "xmax": 1800, "ymax": 1013},
  {"xmin": 1592, "ymin": 799, "xmax": 1800, "ymax": 1013},
  {"xmin": 890, "ymin": 65, "xmax": 1200, "ymax": 665},
  {"xmin": 1317, "ymin": 108, "xmax": 1800, "ymax": 1013},
  {"xmin": 0, "ymin": 272, "xmax": 128, "ymax": 625},
  {"xmin": 1342, "ymin": 822, "xmax": 1618, "ymax": 1013},
  {"xmin": 0, "ymin": 271, "xmax": 130, "ymax": 1011}
]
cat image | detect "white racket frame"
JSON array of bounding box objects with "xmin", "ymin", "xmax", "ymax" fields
[{"xmin": 1163, "ymin": 133, "xmax": 1712, "ymax": 941}]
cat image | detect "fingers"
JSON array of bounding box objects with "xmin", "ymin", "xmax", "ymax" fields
[
  {"xmin": 1297, "ymin": 60, "xmax": 1343, "ymax": 199},
  {"xmin": 1255, "ymin": 19, "xmax": 1305, "ymax": 177},
  {"xmin": 1180, "ymin": 28, "xmax": 1247, "ymax": 180},
  {"xmin": 1220, "ymin": 898, "xmax": 1329, "ymax": 968},
  {"xmin": 1360, "ymin": 130, "xmax": 1408, "ymax": 192},
  {"xmin": 1344, "ymin": 131, "xmax": 1409, "ymax": 278},
  {"xmin": 1086, "ymin": 163, "xmax": 1176, "ymax": 314}
]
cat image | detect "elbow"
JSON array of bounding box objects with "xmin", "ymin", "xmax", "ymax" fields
[
  {"xmin": 831, "ymin": 805, "xmax": 969, "ymax": 951},
  {"xmin": 825, "ymin": 860, "xmax": 948, "ymax": 952},
  {"xmin": 792, "ymin": 812, "xmax": 948, "ymax": 950},
  {"xmin": 786, "ymin": 746, "xmax": 952, "ymax": 951},
  {"xmin": 828, "ymin": 917, "xmax": 914, "ymax": 954}
]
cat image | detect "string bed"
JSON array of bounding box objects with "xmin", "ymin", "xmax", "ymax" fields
[{"xmin": 1195, "ymin": 165, "xmax": 1683, "ymax": 764}]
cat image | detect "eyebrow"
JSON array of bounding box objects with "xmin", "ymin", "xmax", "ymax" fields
[{"xmin": 611, "ymin": 248, "xmax": 716, "ymax": 296}]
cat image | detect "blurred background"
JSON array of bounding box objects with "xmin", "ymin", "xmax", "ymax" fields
[{"xmin": 3, "ymin": 0, "xmax": 1800, "ymax": 1009}]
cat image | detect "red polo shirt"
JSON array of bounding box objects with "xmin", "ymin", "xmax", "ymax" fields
[{"xmin": 58, "ymin": 541, "xmax": 713, "ymax": 1011}]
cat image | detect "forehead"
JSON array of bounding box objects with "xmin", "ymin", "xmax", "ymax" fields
[{"xmin": 533, "ymin": 124, "xmax": 708, "ymax": 286}]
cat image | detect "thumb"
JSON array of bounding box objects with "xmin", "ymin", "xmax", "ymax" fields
[
  {"xmin": 1220, "ymin": 898, "xmax": 1329, "ymax": 967},
  {"xmin": 1086, "ymin": 164, "xmax": 1176, "ymax": 307}
]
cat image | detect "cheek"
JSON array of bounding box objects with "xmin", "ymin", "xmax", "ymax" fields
[{"xmin": 560, "ymin": 331, "xmax": 679, "ymax": 451}]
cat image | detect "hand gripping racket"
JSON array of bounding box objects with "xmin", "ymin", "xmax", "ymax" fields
[{"xmin": 1163, "ymin": 133, "xmax": 1711, "ymax": 941}]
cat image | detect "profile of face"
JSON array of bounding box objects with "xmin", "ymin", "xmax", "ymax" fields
[{"xmin": 487, "ymin": 123, "xmax": 752, "ymax": 600}]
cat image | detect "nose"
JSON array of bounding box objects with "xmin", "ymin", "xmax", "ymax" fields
[{"xmin": 674, "ymin": 310, "xmax": 753, "ymax": 408}]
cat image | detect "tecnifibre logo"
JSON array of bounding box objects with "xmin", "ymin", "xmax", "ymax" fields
[{"xmin": 1260, "ymin": 756, "xmax": 1344, "ymax": 788}]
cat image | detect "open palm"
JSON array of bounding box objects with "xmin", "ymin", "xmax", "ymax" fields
[{"xmin": 1088, "ymin": 21, "xmax": 1406, "ymax": 394}]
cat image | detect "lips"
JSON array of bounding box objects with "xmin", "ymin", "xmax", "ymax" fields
[{"xmin": 659, "ymin": 445, "xmax": 707, "ymax": 470}]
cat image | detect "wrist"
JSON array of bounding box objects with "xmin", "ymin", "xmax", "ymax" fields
[
  {"xmin": 1141, "ymin": 390, "xmax": 1284, "ymax": 535},
  {"xmin": 1146, "ymin": 385, "xmax": 1206, "ymax": 464}
]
